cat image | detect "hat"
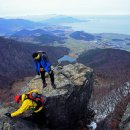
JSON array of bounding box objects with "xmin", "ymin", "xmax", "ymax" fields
[{"xmin": 15, "ymin": 95, "xmax": 21, "ymax": 103}]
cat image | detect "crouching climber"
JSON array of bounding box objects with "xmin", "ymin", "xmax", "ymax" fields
[
  {"xmin": 32, "ymin": 51, "xmax": 56, "ymax": 89},
  {"xmin": 4, "ymin": 89, "xmax": 46, "ymax": 118}
]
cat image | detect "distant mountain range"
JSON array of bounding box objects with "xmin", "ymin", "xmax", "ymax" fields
[
  {"xmin": 0, "ymin": 36, "xmax": 69, "ymax": 89},
  {"xmin": 70, "ymin": 31, "xmax": 95, "ymax": 41},
  {"xmin": 11, "ymin": 29, "xmax": 50, "ymax": 37},
  {"xmin": 33, "ymin": 33, "xmax": 66, "ymax": 44},
  {"xmin": 0, "ymin": 18, "xmax": 45, "ymax": 35},
  {"xmin": 11, "ymin": 29, "xmax": 67, "ymax": 44},
  {"xmin": 0, "ymin": 16, "xmax": 85, "ymax": 35},
  {"xmin": 1, "ymin": 17, "xmax": 130, "ymax": 51},
  {"xmin": 41, "ymin": 15, "xmax": 87, "ymax": 24}
]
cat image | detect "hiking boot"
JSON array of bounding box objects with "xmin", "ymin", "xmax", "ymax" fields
[
  {"xmin": 43, "ymin": 83, "xmax": 47, "ymax": 88},
  {"xmin": 51, "ymin": 83, "xmax": 56, "ymax": 89}
]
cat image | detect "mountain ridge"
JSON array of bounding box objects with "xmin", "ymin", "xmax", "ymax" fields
[
  {"xmin": 0, "ymin": 18, "xmax": 45, "ymax": 35},
  {"xmin": 41, "ymin": 15, "xmax": 87, "ymax": 24},
  {"xmin": 77, "ymin": 48, "xmax": 130, "ymax": 85}
]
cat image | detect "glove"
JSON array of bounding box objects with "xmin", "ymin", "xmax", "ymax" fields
[{"xmin": 4, "ymin": 113, "xmax": 11, "ymax": 117}]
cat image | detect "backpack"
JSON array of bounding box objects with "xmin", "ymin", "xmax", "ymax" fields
[
  {"xmin": 26, "ymin": 92, "xmax": 46, "ymax": 111},
  {"xmin": 37, "ymin": 51, "xmax": 49, "ymax": 62}
]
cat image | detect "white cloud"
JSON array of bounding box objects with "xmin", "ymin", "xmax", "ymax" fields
[{"xmin": 0, "ymin": 0, "xmax": 130, "ymax": 17}]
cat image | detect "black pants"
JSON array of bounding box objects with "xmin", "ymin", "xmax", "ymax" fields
[{"xmin": 40, "ymin": 70, "xmax": 54, "ymax": 84}]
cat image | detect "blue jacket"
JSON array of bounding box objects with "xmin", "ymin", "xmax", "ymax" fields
[{"xmin": 34, "ymin": 56, "xmax": 51, "ymax": 73}]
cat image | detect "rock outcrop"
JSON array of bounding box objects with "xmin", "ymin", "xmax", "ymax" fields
[{"xmin": 0, "ymin": 63, "xmax": 94, "ymax": 130}]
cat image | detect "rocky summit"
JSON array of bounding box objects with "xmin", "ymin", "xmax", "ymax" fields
[{"xmin": 0, "ymin": 63, "xmax": 94, "ymax": 130}]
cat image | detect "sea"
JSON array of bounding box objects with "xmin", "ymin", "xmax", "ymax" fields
[{"xmin": 61, "ymin": 15, "xmax": 130, "ymax": 35}]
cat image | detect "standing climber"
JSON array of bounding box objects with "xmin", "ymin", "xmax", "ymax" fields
[
  {"xmin": 4, "ymin": 89, "xmax": 46, "ymax": 118},
  {"xmin": 32, "ymin": 51, "xmax": 56, "ymax": 89}
]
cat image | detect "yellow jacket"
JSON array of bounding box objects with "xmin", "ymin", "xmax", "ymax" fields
[{"xmin": 11, "ymin": 90, "xmax": 43, "ymax": 117}]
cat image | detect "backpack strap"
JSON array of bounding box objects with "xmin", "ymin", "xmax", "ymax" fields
[{"xmin": 25, "ymin": 93, "xmax": 45, "ymax": 111}]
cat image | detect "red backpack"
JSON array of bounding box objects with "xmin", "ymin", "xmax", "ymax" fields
[{"xmin": 26, "ymin": 92, "xmax": 46, "ymax": 110}]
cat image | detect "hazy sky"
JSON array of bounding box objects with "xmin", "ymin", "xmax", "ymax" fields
[{"xmin": 0, "ymin": 0, "xmax": 130, "ymax": 17}]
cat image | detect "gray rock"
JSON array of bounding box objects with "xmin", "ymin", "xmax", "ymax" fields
[
  {"xmin": 40, "ymin": 63, "xmax": 93, "ymax": 128},
  {"xmin": 0, "ymin": 63, "xmax": 94, "ymax": 129}
]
